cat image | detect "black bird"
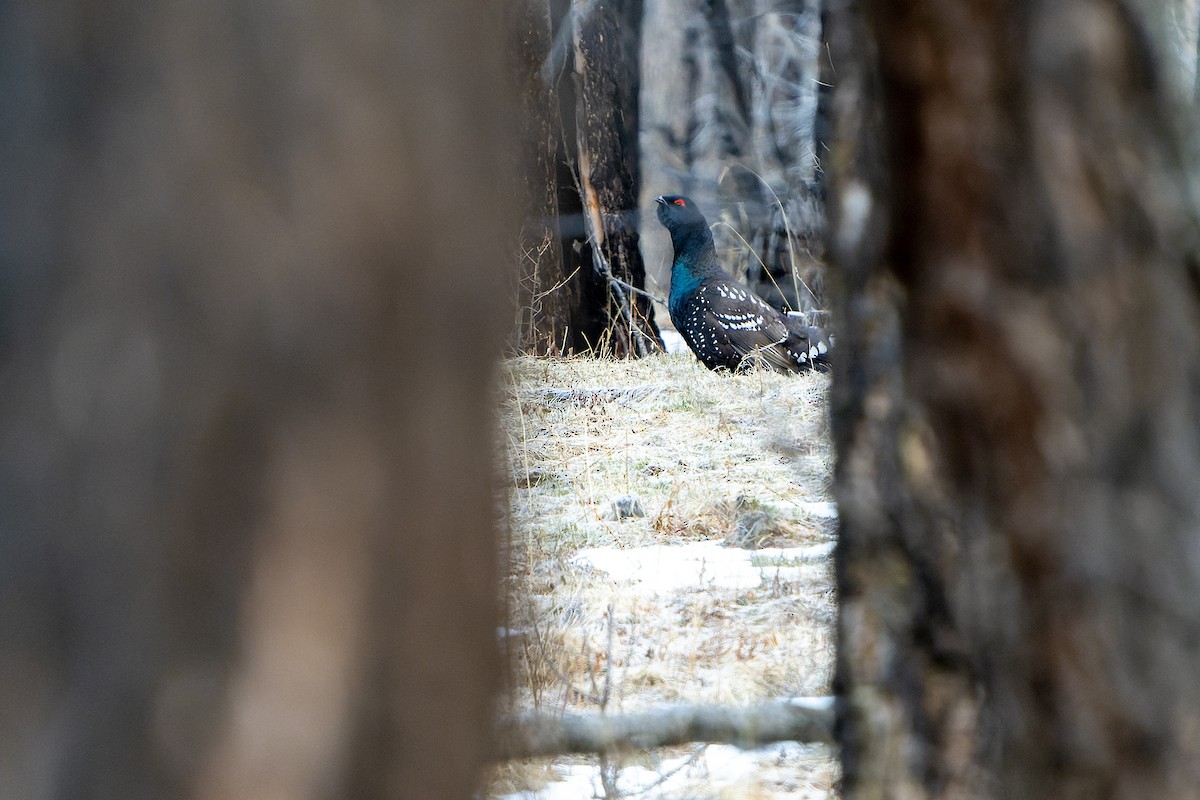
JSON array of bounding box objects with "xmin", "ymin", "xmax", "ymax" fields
[{"xmin": 655, "ymin": 194, "xmax": 831, "ymax": 373}]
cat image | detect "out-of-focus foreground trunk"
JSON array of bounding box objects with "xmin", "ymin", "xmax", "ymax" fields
[
  {"xmin": 0, "ymin": 2, "xmax": 510, "ymax": 799},
  {"xmin": 827, "ymin": 0, "xmax": 1200, "ymax": 797}
]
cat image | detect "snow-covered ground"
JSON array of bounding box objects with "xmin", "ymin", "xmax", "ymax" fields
[
  {"xmin": 574, "ymin": 538, "xmax": 835, "ymax": 595},
  {"xmin": 497, "ymin": 741, "xmax": 832, "ymax": 800},
  {"xmin": 496, "ymin": 354, "xmax": 838, "ymax": 798}
]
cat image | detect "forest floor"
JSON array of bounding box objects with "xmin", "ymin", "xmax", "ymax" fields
[{"xmin": 488, "ymin": 353, "xmax": 838, "ymax": 799}]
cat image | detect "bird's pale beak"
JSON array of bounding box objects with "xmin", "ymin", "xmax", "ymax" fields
[{"xmin": 655, "ymin": 196, "xmax": 667, "ymax": 206}]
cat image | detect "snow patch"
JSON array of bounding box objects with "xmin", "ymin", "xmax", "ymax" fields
[
  {"xmin": 660, "ymin": 328, "xmax": 687, "ymax": 354},
  {"xmin": 787, "ymin": 695, "xmax": 837, "ymax": 712},
  {"xmin": 792, "ymin": 501, "xmax": 838, "ymax": 519},
  {"xmin": 497, "ymin": 742, "xmax": 820, "ymax": 800},
  {"xmin": 573, "ymin": 539, "xmax": 834, "ymax": 595}
]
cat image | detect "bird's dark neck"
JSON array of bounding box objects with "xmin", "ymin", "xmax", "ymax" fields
[
  {"xmin": 667, "ymin": 224, "xmax": 721, "ymax": 314},
  {"xmin": 669, "ymin": 225, "xmax": 719, "ymax": 276}
]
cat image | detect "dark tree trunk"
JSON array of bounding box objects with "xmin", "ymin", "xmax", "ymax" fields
[
  {"xmin": 510, "ymin": 0, "xmax": 575, "ymax": 355},
  {"xmin": 572, "ymin": 0, "xmax": 663, "ymax": 357},
  {"xmin": 813, "ymin": 0, "xmax": 833, "ymax": 203},
  {"xmin": 0, "ymin": 1, "xmax": 509, "ymax": 798},
  {"xmin": 828, "ymin": 1, "xmax": 1200, "ymax": 797},
  {"xmin": 509, "ymin": 0, "xmax": 662, "ymax": 358}
]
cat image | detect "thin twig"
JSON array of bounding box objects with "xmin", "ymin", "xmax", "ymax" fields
[{"xmin": 609, "ymin": 275, "xmax": 667, "ymax": 307}]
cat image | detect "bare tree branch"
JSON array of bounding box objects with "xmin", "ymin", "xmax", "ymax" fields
[{"xmin": 494, "ymin": 697, "xmax": 835, "ymax": 760}]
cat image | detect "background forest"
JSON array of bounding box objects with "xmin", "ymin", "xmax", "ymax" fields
[
  {"xmin": 512, "ymin": 0, "xmax": 1200, "ymax": 357},
  {"xmin": 512, "ymin": 0, "xmax": 832, "ymax": 358}
]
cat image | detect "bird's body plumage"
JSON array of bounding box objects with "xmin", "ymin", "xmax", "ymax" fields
[{"xmin": 655, "ymin": 194, "xmax": 830, "ymax": 373}]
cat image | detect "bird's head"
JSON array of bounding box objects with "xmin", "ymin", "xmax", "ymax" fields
[{"xmin": 654, "ymin": 195, "xmax": 708, "ymax": 235}]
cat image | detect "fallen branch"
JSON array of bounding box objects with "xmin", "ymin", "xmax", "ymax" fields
[{"xmin": 494, "ymin": 697, "xmax": 836, "ymax": 760}]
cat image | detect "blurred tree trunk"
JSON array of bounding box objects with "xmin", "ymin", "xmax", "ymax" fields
[
  {"xmin": 641, "ymin": 0, "xmax": 827, "ymax": 316},
  {"xmin": 827, "ymin": 0, "xmax": 1200, "ymax": 797},
  {"xmin": 1131, "ymin": 0, "xmax": 1199, "ymax": 98},
  {"xmin": 813, "ymin": 0, "xmax": 833, "ymax": 202},
  {"xmin": 0, "ymin": 1, "xmax": 509, "ymax": 799},
  {"xmin": 742, "ymin": 0, "xmax": 828, "ymax": 316}
]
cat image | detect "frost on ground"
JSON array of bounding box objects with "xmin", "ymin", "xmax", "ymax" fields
[{"xmin": 492, "ymin": 353, "xmax": 838, "ymax": 799}]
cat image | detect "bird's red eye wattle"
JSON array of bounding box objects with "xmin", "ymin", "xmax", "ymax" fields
[{"xmin": 673, "ymin": 199, "xmax": 686, "ymax": 206}]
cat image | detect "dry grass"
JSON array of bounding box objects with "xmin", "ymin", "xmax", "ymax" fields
[{"xmin": 492, "ymin": 352, "xmax": 838, "ymax": 798}]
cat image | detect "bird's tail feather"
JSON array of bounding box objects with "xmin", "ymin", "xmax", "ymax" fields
[{"xmin": 783, "ymin": 313, "xmax": 833, "ymax": 371}]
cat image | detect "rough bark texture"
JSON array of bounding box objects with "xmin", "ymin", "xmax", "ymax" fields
[
  {"xmin": 828, "ymin": 1, "xmax": 1200, "ymax": 797},
  {"xmin": 0, "ymin": 2, "xmax": 509, "ymax": 799},
  {"xmin": 510, "ymin": 0, "xmax": 575, "ymax": 355},
  {"xmin": 509, "ymin": 0, "xmax": 663, "ymax": 357},
  {"xmin": 573, "ymin": 0, "xmax": 664, "ymax": 357}
]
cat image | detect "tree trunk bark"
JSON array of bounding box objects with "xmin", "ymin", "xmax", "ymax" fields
[
  {"xmin": 572, "ymin": 0, "xmax": 664, "ymax": 357},
  {"xmin": 828, "ymin": 1, "xmax": 1200, "ymax": 797},
  {"xmin": 510, "ymin": 0, "xmax": 575, "ymax": 355},
  {"xmin": 0, "ymin": 2, "xmax": 509, "ymax": 798},
  {"xmin": 509, "ymin": 0, "xmax": 663, "ymax": 358}
]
